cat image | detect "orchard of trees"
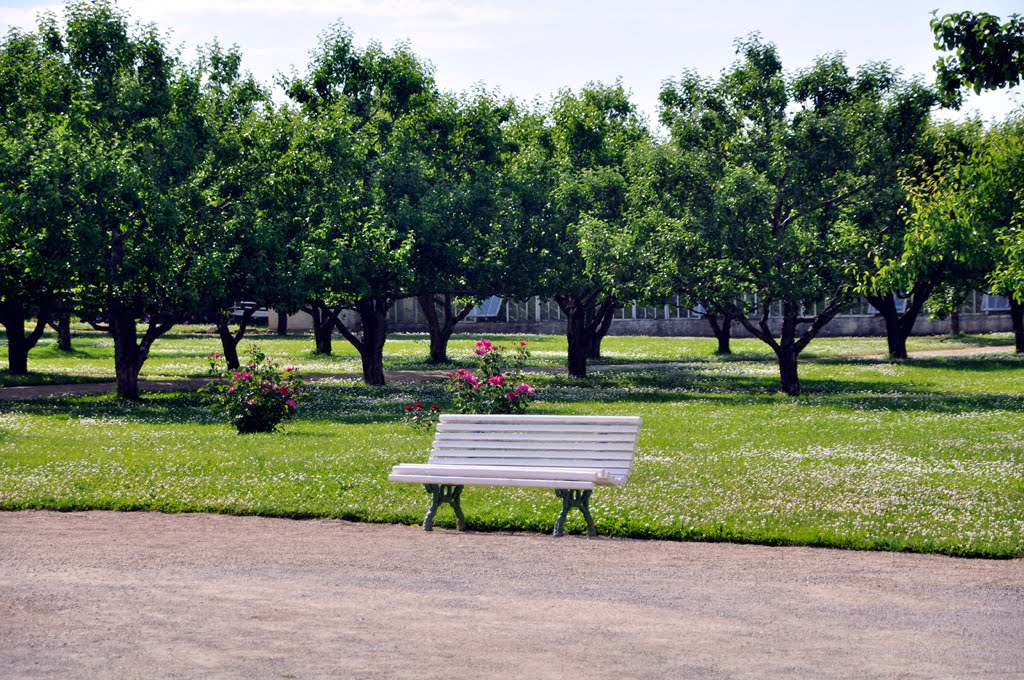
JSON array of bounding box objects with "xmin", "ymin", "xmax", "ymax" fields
[{"xmin": 2, "ymin": 2, "xmax": 1023, "ymax": 398}]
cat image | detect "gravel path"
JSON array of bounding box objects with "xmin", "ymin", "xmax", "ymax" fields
[{"xmin": 1, "ymin": 511, "xmax": 1022, "ymax": 679}]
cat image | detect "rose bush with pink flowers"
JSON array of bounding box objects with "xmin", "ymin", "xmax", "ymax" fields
[
  {"xmin": 205, "ymin": 345, "xmax": 303, "ymax": 433},
  {"xmin": 446, "ymin": 338, "xmax": 535, "ymax": 414}
]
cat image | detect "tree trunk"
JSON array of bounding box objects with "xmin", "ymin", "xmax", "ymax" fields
[
  {"xmin": 49, "ymin": 305, "xmax": 72, "ymax": 352},
  {"xmin": 565, "ymin": 305, "xmax": 589, "ymax": 379},
  {"xmin": 883, "ymin": 317, "xmax": 908, "ymax": 359},
  {"xmin": 707, "ymin": 311, "xmax": 734, "ymax": 355},
  {"xmin": 0, "ymin": 299, "xmax": 50, "ymax": 375},
  {"xmin": 110, "ymin": 308, "xmax": 143, "ymax": 400},
  {"xmin": 866, "ymin": 285, "xmax": 933, "ymax": 360},
  {"xmin": 276, "ymin": 311, "xmax": 288, "ymax": 336},
  {"xmin": 1010, "ymin": 298, "xmax": 1024, "ymax": 354},
  {"xmin": 558, "ymin": 294, "xmax": 616, "ymax": 379},
  {"xmin": 776, "ymin": 344, "xmax": 800, "ymax": 396},
  {"xmin": 216, "ymin": 316, "xmax": 241, "ymax": 369},
  {"xmin": 3, "ymin": 313, "xmax": 29, "ymax": 374},
  {"xmin": 335, "ymin": 297, "xmax": 390, "ymax": 386},
  {"xmin": 950, "ymin": 311, "xmax": 961, "ymax": 335},
  {"xmin": 215, "ymin": 308, "xmax": 256, "ymax": 370},
  {"xmin": 307, "ymin": 302, "xmax": 339, "ymax": 355},
  {"xmin": 776, "ymin": 305, "xmax": 801, "ymax": 396},
  {"xmin": 870, "ymin": 297, "xmax": 909, "ymax": 359},
  {"xmin": 108, "ymin": 307, "xmax": 176, "ymax": 400},
  {"xmin": 417, "ymin": 294, "xmax": 474, "ymax": 363}
]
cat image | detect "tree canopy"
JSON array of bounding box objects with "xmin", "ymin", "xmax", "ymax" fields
[
  {"xmin": 932, "ymin": 11, "xmax": 1024, "ymax": 103},
  {"xmin": 656, "ymin": 37, "xmax": 936, "ymax": 394}
]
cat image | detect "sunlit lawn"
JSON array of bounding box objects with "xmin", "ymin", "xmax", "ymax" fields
[{"xmin": 1, "ymin": 332, "xmax": 1022, "ymax": 558}]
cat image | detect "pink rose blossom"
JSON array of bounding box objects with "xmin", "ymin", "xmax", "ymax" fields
[
  {"xmin": 233, "ymin": 372, "xmax": 242, "ymax": 379},
  {"xmin": 247, "ymin": 399, "xmax": 256, "ymax": 406},
  {"xmin": 454, "ymin": 368, "xmax": 480, "ymax": 387},
  {"xmin": 507, "ymin": 391, "xmax": 518, "ymax": 399},
  {"xmin": 286, "ymin": 399, "xmax": 298, "ymax": 409},
  {"xmin": 227, "ymin": 386, "xmax": 236, "ymax": 394},
  {"xmin": 516, "ymin": 383, "xmax": 535, "ymax": 395},
  {"xmin": 488, "ymin": 375, "xmax": 506, "ymax": 386},
  {"xmin": 474, "ymin": 338, "xmax": 493, "ymax": 356},
  {"xmin": 213, "ymin": 352, "xmax": 221, "ymax": 359}
]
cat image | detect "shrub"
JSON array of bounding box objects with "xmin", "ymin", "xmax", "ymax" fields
[
  {"xmin": 403, "ymin": 402, "xmax": 441, "ymax": 429},
  {"xmin": 206, "ymin": 346, "xmax": 303, "ymax": 433},
  {"xmin": 446, "ymin": 338, "xmax": 536, "ymax": 414}
]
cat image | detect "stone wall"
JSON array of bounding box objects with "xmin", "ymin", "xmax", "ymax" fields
[
  {"xmin": 271, "ymin": 309, "xmax": 1013, "ymax": 337},
  {"xmin": 389, "ymin": 313, "xmax": 1013, "ymax": 337}
]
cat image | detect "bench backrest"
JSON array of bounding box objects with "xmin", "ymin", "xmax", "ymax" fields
[{"xmin": 430, "ymin": 414, "xmax": 642, "ymax": 486}]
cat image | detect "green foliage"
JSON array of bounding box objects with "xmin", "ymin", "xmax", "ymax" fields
[
  {"xmin": 932, "ymin": 11, "xmax": 1024, "ymax": 103},
  {"xmin": 282, "ymin": 23, "xmax": 438, "ymax": 307},
  {"xmin": 404, "ymin": 90, "xmax": 521, "ymax": 299},
  {"xmin": 205, "ymin": 345, "xmax": 303, "ymax": 433},
  {"xmin": 541, "ymin": 82, "xmax": 651, "ymax": 298},
  {"xmin": 445, "ymin": 338, "xmax": 535, "ymax": 414},
  {"xmin": 982, "ymin": 114, "xmax": 1024, "ymax": 303}
]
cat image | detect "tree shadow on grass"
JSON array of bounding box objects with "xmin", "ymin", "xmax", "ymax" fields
[
  {"xmin": 899, "ymin": 356, "xmax": 1024, "ymax": 372},
  {"xmin": 5, "ymin": 357, "xmax": 1023, "ymax": 424},
  {"xmin": 0, "ymin": 371, "xmax": 112, "ymax": 389}
]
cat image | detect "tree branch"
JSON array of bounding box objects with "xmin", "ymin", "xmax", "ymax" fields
[
  {"xmin": 794, "ymin": 292, "xmax": 853, "ymax": 354},
  {"xmin": 332, "ymin": 306, "xmax": 364, "ymax": 353},
  {"xmin": 139, "ymin": 317, "xmax": 178, "ymax": 364},
  {"xmin": 779, "ymin": 181, "xmax": 872, "ymax": 230}
]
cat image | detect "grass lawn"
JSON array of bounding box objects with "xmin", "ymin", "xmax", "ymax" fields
[{"xmin": 1, "ymin": 331, "xmax": 1022, "ymax": 558}]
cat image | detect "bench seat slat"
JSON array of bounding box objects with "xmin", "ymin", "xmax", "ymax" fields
[
  {"xmin": 388, "ymin": 473, "xmax": 596, "ymax": 490},
  {"xmin": 428, "ymin": 456, "xmax": 629, "ymax": 477},
  {"xmin": 438, "ymin": 423, "xmax": 641, "ymax": 435},
  {"xmin": 435, "ymin": 432, "xmax": 639, "ymax": 442},
  {"xmin": 391, "ymin": 464, "xmax": 606, "ymax": 482},
  {"xmin": 430, "ymin": 448, "xmax": 634, "ymax": 461},
  {"xmin": 429, "ymin": 454, "xmax": 631, "ymax": 468},
  {"xmin": 440, "ymin": 415, "xmax": 641, "ymax": 425},
  {"xmin": 432, "ymin": 440, "xmax": 636, "ymax": 452}
]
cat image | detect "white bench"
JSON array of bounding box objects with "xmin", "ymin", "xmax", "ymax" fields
[{"xmin": 388, "ymin": 414, "xmax": 642, "ymax": 537}]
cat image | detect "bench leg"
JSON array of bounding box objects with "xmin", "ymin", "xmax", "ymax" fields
[
  {"xmin": 553, "ymin": 489, "xmax": 596, "ymax": 538},
  {"xmin": 423, "ymin": 484, "xmax": 466, "ymax": 531}
]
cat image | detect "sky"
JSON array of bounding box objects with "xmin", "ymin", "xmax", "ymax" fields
[{"xmin": 2, "ymin": 0, "xmax": 1022, "ymax": 125}]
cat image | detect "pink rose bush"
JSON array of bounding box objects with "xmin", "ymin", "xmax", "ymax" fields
[
  {"xmin": 205, "ymin": 345, "xmax": 303, "ymax": 433},
  {"xmin": 446, "ymin": 338, "xmax": 536, "ymax": 414}
]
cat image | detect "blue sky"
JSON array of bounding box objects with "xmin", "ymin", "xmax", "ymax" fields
[{"xmin": 2, "ymin": 1, "xmax": 1021, "ymax": 123}]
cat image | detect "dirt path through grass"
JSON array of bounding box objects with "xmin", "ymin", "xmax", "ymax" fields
[{"xmin": 1, "ymin": 511, "xmax": 1021, "ymax": 678}]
